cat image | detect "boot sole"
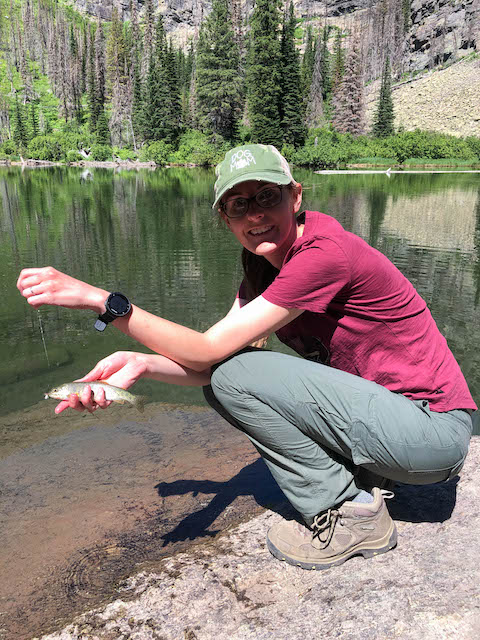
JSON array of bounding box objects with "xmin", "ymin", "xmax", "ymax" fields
[{"xmin": 267, "ymin": 523, "xmax": 398, "ymax": 571}]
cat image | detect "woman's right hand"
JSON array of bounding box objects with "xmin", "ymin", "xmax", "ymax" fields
[
  {"xmin": 55, "ymin": 351, "xmax": 149, "ymax": 414},
  {"xmin": 17, "ymin": 266, "xmax": 108, "ymax": 312}
]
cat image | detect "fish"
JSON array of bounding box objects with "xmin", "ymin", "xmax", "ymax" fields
[{"xmin": 45, "ymin": 381, "xmax": 146, "ymax": 413}]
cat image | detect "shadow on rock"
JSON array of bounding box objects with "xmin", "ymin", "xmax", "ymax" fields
[
  {"xmin": 154, "ymin": 458, "xmax": 290, "ymax": 545},
  {"xmin": 389, "ymin": 476, "xmax": 459, "ymax": 523}
]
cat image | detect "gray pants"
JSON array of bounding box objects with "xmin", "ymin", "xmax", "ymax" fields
[{"xmin": 204, "ymin": 349, "xmax": 473, "ymax": 525}]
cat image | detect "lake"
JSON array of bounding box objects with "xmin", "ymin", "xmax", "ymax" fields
[
  {"xmin": 0, "ymin": 166, "xmax": 479, "ymax": 638},
  {"xmin": 1, "ymin": 166, "xmax": 479, "ymax": 421}
]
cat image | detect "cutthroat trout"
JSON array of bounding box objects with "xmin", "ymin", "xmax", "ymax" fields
[{"xmin": 45, "ymin": 382, "xmax": 146, "ymax": 412}]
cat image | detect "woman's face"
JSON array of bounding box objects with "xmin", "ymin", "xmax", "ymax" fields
[{"xmin": 219, "ymin": 180, "xmax": 303, "ymax": 268}]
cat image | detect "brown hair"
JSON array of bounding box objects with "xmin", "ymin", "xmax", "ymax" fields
[{"xmin": 241, "ymin": 249, "xmax": 279, "ymax": 301}]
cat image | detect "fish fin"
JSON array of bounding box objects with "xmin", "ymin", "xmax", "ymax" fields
[{"xmin": 134, "ymin": 396, "xmax": 146, "ymax": 413}]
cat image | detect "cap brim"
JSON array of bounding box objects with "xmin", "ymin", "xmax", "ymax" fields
[{"xmin": 212, "ymin": 171, "xmax": 292, "ymax": 210}]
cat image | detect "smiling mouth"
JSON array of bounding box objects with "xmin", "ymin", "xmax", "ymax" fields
[{"xmin": 249, "ymin": 225, "xmax": 274, "ymax": 236}]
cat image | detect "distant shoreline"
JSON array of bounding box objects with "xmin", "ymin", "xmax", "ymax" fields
[{"xmin": 1, "ymin": 158, "xmax": 480, "ymax": 171}]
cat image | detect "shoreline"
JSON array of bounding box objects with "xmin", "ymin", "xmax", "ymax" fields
[
  {"xmin": 1, "ymin": 158, "xmax": 480, "ymax": 171},
  {"xmin": 36, "ymin": 437, "xmax": 480, "ymax": 640}
]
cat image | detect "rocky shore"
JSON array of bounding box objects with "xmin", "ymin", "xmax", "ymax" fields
[{"xmin": 36, "ymin": 435, "xmax": 480, "ymax": 640}]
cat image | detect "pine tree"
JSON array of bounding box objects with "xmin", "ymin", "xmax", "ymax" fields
[
  {"xmin": 331, "ymin": 29, "xmax": 345, "ymax": 94},
  {"xmin": 29, "ymin": 100, "xmax": 39, "ymax": 138},
  {"xmin": 301, "ymin": 25, "xmax": 315, "ymax": 101},
  {"xmin": 372, "ymin": 56, "xmax": 395, "ymax": 137},
  {"xmin": 320, "ymin": 26, "xmax": 331, "ymax": 101},
  {"xmin": 163, "ymin": 39, "xmax": 182, "ymax": 143},
  {"xmin": 246, "ymin": 0, "xmax": 283, "ymax": 147},
  {"xmin": 143, "ymin": 15, "xmax": 168, "ymax": 142},
  {"xmin": 142, "ymin": 0, "xmax": 155, "ymax": 77},
  {"xmin": 195, "ymin": 0, "xmax": 242, "ymax": 143},
  {"xmin": 96, "ymin": 109, "xmax": 111, "ymax": 144},
  {"xmin": 332, "ymin": 35, "xmax": 365, "ymax": 136},
  {"xmin": 92, "ymin": 20, "xmax": 106, "ymax": 129},
  {"xmin": 87, "ymin": 24, "xmax": 98, "ymax": 131},
  {"xmin": 12, "ymin": 94, "xmax": 29, "ymax": 150},
  {"xmin": 279, "ymin": 2, "xmax": 305, "ymax": 146}
]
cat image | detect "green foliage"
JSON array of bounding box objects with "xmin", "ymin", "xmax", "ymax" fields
[
  {"xmin": 466, "ymin": 136, "xmax": 480, "ymax": 158},
  {"xmin": 386, "ymin": 130, "xmax": 478, "ymax": 163},
  {"xmin": 279, "ymin": 3, "xmax": 306, "ymax": 147},
  {"xmin": 66, "ymin": 149, "xmax": 83, "ymax": 162},
  {"xmin": 0, "ymin": 139, "xmax": 16, "ymax": 156},
  {"xmin": 96, "ymin": 110, "xmax": 111, "ymax": 144},
  {"xmin": 301, "ymin": 25, "xmax": 315, "ymax": 100},
  {"xmin": 403, "ymin": 157, "xmax": 478, "ymax": 166},
  {"xmin": 89, "ymin": 144, "xmax": 113, "ymax": 161},
  {"xmin": 290, "ymin": 128, "xmax": 480, "ymax": 168},
  {"xmin": 27, "ymin": 135, "xmax": 64, "ymax": 161},
  {"xmin": 113, "ymin": 147, "xmax": 138, "ymax": 161},
  {"xmin": 372, "ymin": 57, "xmax": 395, "ymax": 138},
  {"xmin": 12, "ymin": 95, "xmax": 29, "ymax": 150},
  {"xmin": 170, "ymin": 129, "xmax": 229, "ymax": 166},
  {"xmin": 291, "ymin": 128, "xmax": 352, "ymax": 168},
  {"xmin": 138, "ymin": 140, "xmax": 173, "ymax": 165},
  {"xmin": 195, "ymin": 0, "xmax": 242, "ymax": 143},
  {"xmin": 246, "ymin": 0, "xmax": 283, "ymax": 147}
]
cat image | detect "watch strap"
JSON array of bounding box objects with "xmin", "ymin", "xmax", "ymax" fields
[{"xmin": 94, "ymin": 292, "xmax": 131, "ymax": 332}]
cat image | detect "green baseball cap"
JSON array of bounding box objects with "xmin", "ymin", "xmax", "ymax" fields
[{"xmin": 213, "ymin": 144, "xmax": 294, "ymax": 209}]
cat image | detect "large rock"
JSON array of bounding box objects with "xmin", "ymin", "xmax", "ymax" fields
[{"xmin": 37, "ymin": 436, "xmax": 480, "ymax": 640}]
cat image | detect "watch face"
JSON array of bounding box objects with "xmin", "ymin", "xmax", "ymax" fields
[{"xmin": 108, "ymin": 293, "xmax": 131, "ymax": 316}]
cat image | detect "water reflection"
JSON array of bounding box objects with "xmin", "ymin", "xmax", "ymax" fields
[{"xmin": 1, "ymin": 167, "xmax": 479, "ymax": 428}]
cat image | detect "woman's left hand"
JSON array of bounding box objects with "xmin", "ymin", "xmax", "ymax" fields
[{"xmin": 55, "ymin": 351, "xmax": 149, "ymax": 414}]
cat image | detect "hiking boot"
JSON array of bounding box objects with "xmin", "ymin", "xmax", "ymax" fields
[{"xmin": 266, "ymin": 488, "xmax": 397, "ymax": 570}]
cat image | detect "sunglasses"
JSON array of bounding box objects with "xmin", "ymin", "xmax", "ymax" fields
[{"xmin": 220, "ymin": 185, "xmax": 284, "ymax": 219}]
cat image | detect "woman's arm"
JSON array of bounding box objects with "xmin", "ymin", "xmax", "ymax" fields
[{"xmin": 17, "ymin": 267, "xmax": 303, "ymax": 371}]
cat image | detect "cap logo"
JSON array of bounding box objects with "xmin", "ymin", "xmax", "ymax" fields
[{"xmin": 230, "ymin": 149, "xmax": 256, "ymax": 172}]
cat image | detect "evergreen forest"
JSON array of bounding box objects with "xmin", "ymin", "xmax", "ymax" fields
[{"xmin": 0, "ymin": 0, "xmax": 479, "ymax": 168}]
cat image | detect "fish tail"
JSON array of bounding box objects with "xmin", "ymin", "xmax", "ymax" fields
[{"xmin": 133, "ymin": 395, "xmax": 146, "ymax": 413}]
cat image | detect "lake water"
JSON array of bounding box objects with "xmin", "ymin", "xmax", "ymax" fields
[
  {"xmin": 0, "ymin": 166, "xmax": 479, "ymax": 638},
  {"xmin": 1, "ymin": 166, "xmax": 479, "ymax": 422}
]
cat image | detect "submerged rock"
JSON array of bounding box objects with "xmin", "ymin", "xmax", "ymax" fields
[{"xmin": 38, "ymin": 437, "xmax": 480, "ymax": 640}]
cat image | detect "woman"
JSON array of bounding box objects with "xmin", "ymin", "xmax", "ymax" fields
[{"xmin": 17, "ymin": 144, "xmax": 476, "ymax": 571}]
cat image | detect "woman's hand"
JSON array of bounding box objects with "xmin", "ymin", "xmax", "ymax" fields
[
  {"xmin": 17, "ymin": 266, "xmax": 107, "ymax": 312},
  {"xmin": 55, "ymin": 351, "xmax": 148, "ymax": 414}
]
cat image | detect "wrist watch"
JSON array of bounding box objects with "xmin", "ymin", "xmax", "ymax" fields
[{"xmin": 94, "ymin": 292, "xmax": 132, "ymax": 331}]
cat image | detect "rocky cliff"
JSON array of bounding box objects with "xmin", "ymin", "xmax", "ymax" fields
[
  {"xmin": 68, "ymin": 0, "xmax": 480, "ymax": 137},
  {"xmin": 71, "ymin": 0, "xmax": 479, "ymax": 75}
]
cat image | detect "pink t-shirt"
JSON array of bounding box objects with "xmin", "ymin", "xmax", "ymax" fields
[{"xmin": 260, "ymin": 211, "xmax": 476, "ymax": 412}]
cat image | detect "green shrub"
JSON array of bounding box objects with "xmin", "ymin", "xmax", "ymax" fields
[
  {"xmin": 27, "ymin": 135, "xmax": 64, "ymax": 161},
  {"xmin": 280, "ymin": 143, "xmax": 296, "ymax": 162},
  {"xmin": 292, "ymin": 128, "xmax": 353, "ymax": 168},
  {"xmin": 113, "ymin": 147, "xmax": 138, "ymax": 161},
  {"xmin": 465, "ymin": 136, "xmax": 480, "ymax": 160},
  {"xmin": 350, "ymin": 157, "xmax": 397, "ymax": 166},
  {"xmin": 66, "ymin": 150, "xmax": 83, "ymax": 163},
  {"xmin": 171, "ymin": 130, "xmax": 229, "ymax": 166},
  {"xmin": 139, "ymin": 141, "xmax": 173, "ymax": 165},
  {"xmin": 89, "ymin": 144, "xmax": 113, "ymax": 161},
  {"xmin": 386, "ymin": 130, "xmax": 477, "ymax": 163},
  {"xmin": 0, "ymin": 139, "xmax": 17, "ymax": 155}
]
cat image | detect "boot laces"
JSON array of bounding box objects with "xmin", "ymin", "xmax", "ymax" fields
[{"xmin": 311, "ymin": 509, "xmax": 341, "ymax": 549}]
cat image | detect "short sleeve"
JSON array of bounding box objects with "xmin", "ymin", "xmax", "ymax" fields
[{"xmin": 262, "ymin": 238, "xmax": 350, "ymax": 313}]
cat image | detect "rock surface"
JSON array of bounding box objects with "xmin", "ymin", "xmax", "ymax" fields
[
  {"xmin": 365, "ymin": 56, "xmax": 480, "ymax": 137},
  {"xmin": 37, "ymin": 436, "xmax": 480, "ymax": 640}
]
